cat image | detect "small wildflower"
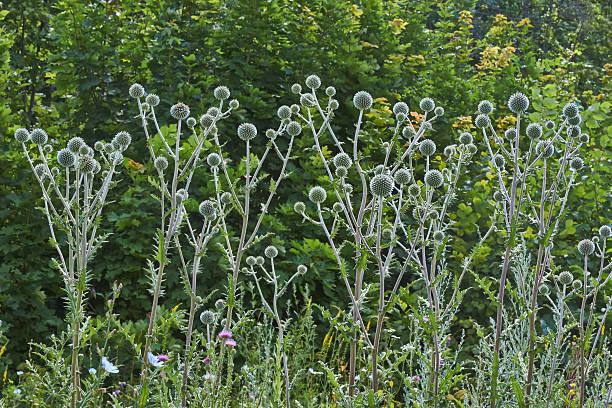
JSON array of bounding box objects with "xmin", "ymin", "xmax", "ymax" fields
[
  {"xmin": 89, "ymin": 368, "xmax": 97, "ymax": 375},
  {"xmin": 101, "ymin": 357, "xmax": 119, "ymax": 374},
  {"xmin": 219, "ymin": 330, "xmax": 233, "ymax": 339},
  {"xmin": 16, "ymin": 371, "xmax": 23, "ymax": 376},
  {"xmin": 203, "ymin": 356, "xmax": 211, "ymax": 365},
  {"xmin": 225, "ymin": 339, "xmax": 237, "ymax": 347},
  {"xmin": 148, "ymin": 352, "xmax": 164, "ymax": 368}
]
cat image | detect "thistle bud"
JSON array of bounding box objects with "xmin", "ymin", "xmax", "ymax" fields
[
  {"xmin": 30, "ymin": 129, "xmax": 48, "ymax": 145},
  {"xmin": 433, "ymin": 230, "xmax": 445, "ymax": 242},
  {"xmin": 308, "ymin": 186, "xmax": 327, "ymax": 204},
  {"xmin": 332, "ymin": 202, "xmax": 344, "ymax": 213},
  {"xmin": 558, "ymin": 271, "xmax": 573, "ymax": 286},
  {"xmin": 113, "ymin": 131, "xmax": 132, "ymax": 149},
  {"xmin": 57, "ymin": 148, "xmax": 76, "ymax": 168},
  {"xmin": 562, "ymin": 102, "xmax": 579, "ymax": 119},
  {"xmin": 353, "ymin": 91, "xmax": 373, "ymax": 111},
  {"xmin": 335, "ymin": 166, "xmax": 348, "ymax": 178},
  {"xmin": 145, "ymin": 93, "xmax": 160, "ymax": 106},
  {"xmin": 493, "ymin": 154, "xmax": 505, "ymax": 168},
  {"xmin": 207, "ymin": 153, "xmax": 222, "ymax": 167},
  {"xmin": 200, "ymin": 310, "xmax": 216, "ymax": 325},
  {"xmin": 229, "ymin": 99, "xmax": 239, "ymax": 109},
  {"xmin": 186, "ymin": 117, "xmax": 197, "ymax": 128},
  {"xmin": 129, "ymin": 83, "xmax": 145, "ymax": 98},
  {"xmin": 394, "ymin": 168, "xmax": 411, "ymax": 185},
  {"xmin": 577, "ymin": 239, "xmax": 594, "ymax": 255},
  {"xmin": 508, "ymin": 92, "xmax": 529, "ymax": 114},
  {"xmin": 419, "ymin": 97, "xmax": 435, "ymax": 112},
  {"xmin": 277, "ymin": 105, "xmax": 291, "ymax": 120},
  {"xmin": 325, "ymin": 86, "xmax": 336, "ymax": 97},
  {"xmin": 214, "ymin": 86, "xmax": 230, "ymax": 101},
  {"xmin": 569, "ymin": 157, "xmax": 583, "ymax": 171},
  {"xmin": 14, "ymin": 128, "xmax": 30, "ymax": 143},
  {"xmin": 237, "ymin": 123, "xmax": 257, "ymax": 141},
  {"xmin": 286, "ymin": 121, "xmax": 302, "ymax": 136},
  {"xmin": 199, "ymin": 200, "xmax": 217, "ymax": 219},
  {"xmin": 408, "ymin": 184, "xmax": 421, "ymax": 197},
  {"xmin": 393, "ymin": 102, "xmax": 409, "ymax": 116},
  {"xmin": 370, "ymin": 174, "xmax": 394, "ymax": 197},
  {"xmin": 264, "ymin": 245, "xmax": 278, "ymax": 258},
  {"xmin": 294, "ymin": 201, "xmax": 306, "ymax": 214},
  {"xmin": 291, "ymin": 83, "xmax": 302, "ymax": 94},
  {"xmin": 434, "ymin": 106, "xmax": 444, "ymax": 116},
  {"xmin": 599, "ymin": 225, "xmax": 611, "ymax": 238},
  {"xmin": 333, "ymin": 153, "xmax": 352, "ymax": 169},
  {"xmin": 419, "ymin": 139, "xmax": 436, "ymax": 156},
  {"xmin": 459, "ymin": 132, "xmax": 473, "ymax": 145},
  {"xmin": 305, "ymin": 74, "xmax": 321, "ymax": 89},
  {"xmin": 246, "ymin": 256, "xmax": 257, "ymax": 266},
  {"xmin": 526, "ymin": 123, "xmax": 542, "ymax": 139},
  {"xmin": 424, "ymin": 170, "xmax": 443, "ymax": 188},
  {"xmin": 474, "ymin": 114, "xmax": 491, "ymax": 129},
  {"xmin": 170, "ymin": 103, "xmax": 190, "ymax": 120},
  {"xmin": 297, "ymin": 265, "xmax": 307, "ymax": 275},
  {"xmin": 478, "ymin": 100, "xmax": 494, "ymax": 115}
]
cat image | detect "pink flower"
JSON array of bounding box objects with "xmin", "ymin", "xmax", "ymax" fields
[
  {"xmin": 249, "ymin": 393, "xmax": 255, "ymax": 399},
  {"xmin": 203, "ymin": 356, "xmax": 211, "ymax": 365},
  {"xmin": 412, "ymin": 375, "xmax": 420, "ymax": 382},
  {"xmin": 225, "ymin": 339, "xmax": 237, "ymax": 347},
  {"xmin": 219, "ymin": 330, "xmax": 233, "ymax": 339},
  {"xmin": 157, "ymin": 354, "xmax": 169, "ymax": 362}
]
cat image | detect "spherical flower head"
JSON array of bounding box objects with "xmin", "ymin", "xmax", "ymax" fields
[
  {"xmin": 176, "ymin": 188, "xmax": 189, "ymax": 203},
  {"xmin": 381, "ymin": 228, "xmax": 393, "ymax": 241},
  {"xmin": 199, "ymin": 200, "xmax": 217, "ymax": 219},
  {"xmin": 80, "ymin": 156, "xmax": 96, "ymax": 173},
  {"xmin": 578, "ymin": 133, "xmax": 589, "ymax": 144},
  {"xmin": 393, "ymin": 102, "xmax": 409, "ymax": 116},
  {"xmin": 569, "ymin": 157, "xmax": 583, "ymax": 171},
  {"xmin": 332, "ymin": 201, "xmax": 344, "ymax": 213},
  {"xmin": 247, "ymin": 256, "xmax": 258, "ymax": 266},
  {"xmin": 599, "ymin": 225, "xmax": 611, "ymax": 238},
  {"xmin": 263, "ymin": 129, "xmax": 275, "ymax": 140},
  {"xmin": 93, "ymin": 141, "xmax": 104, "ymax": 152},
  {"xmin": 297, "ymin": 264, "xmax": 307, "ymax": 275},
  {"xmin": 309, "ymin": 186, "xmax": 327, "ymax": 204},
  {"xmin": 474, "ymin": 114, "xmax": 491, "ymax": 129},
  {"xmin": 333, "ymin": 152, "xmax": 352, "ymax": 169},
  {"xmin": 300, "ymin": 94, "xmax": 316, "ymax": 107},
  {"xmin": 14, "ymin": 128, "xmax": 30, "ymax": 143},
  {"xmin": 305, "ymin": 74, "xmax": 321, "ymax": 89},
  {"xmin": 170, "ymin": 103, "xmax": 190, "ymax": 120},
  {"xmin": 34, "ymin": 163, "xmax": 48, "ymax": 179},
  {"xmin": 396, "ymin": 112, "xmax": 407, "ymax": 123},
  {"xmin": 370, "ymin": 174, "xmax": 394, "ymax": 197},
  {"xmin": 444, "ymin": 145, "xmax": 456, "ymax": 157},
  {"xmin": 508, "ymin": 92, "xmax": 529, "ymax": 114},
  {"xmin": 566, "ymin": 125, "xmax": 580, "ymax": 139},
  {"xmin": 402, "ymin": 126, "xmax": 416, "ymax": 138},
  {"xmin": 264, "ymin": 245, "xmax": 278, "ymax": 258},
  {"xmin": 459, "ymin": 132, "xmax": 473, "ymax": 145},
  {"xmin": 200, "ymin": 310, "xmax": 216, "ymax": 325},
  {"xmin": 572, "ymin": 280, "xmax": 583, "ymax": 291},
  {"xmin": 408, "ymin": 184, "xmax": 421, "ymax": 197},
  {"xmin": 335, "ymin": 166, "xmax": 348, "ymax": 178},
  {"xmin": 80, "ymin": 144, "xmax": 92, "ymax": 156},
  {"xmin": 57, "ymin": 148, "xmax": 76, "ymax": 168},
  {"xmin": 291, "ymin": 83, "xmax": 302, "ymax": 94},
  {"xmin": 294, "ymin": 201, "xmax": 306, "ymax": 214},
  {"xmin": 129, "ymin": 83, "xmax": 145, "ymax": 98},
  {"xmin": 113, "ymin": 131, "xmax": 132, "ymax": 149},
  {"xmin": 493, "ymin": 154, "xmax": 505, "ymax": 168},
  {"xmin": 343, "ymin": 183, "xmax": 353, "ymax": 194},
  {"xmin": 145, "ymin": 93, "xmax": 160, "ymax": 106},
  {"xmin": 535, "ymin": 140, "xmax": 554, "ymax": 158},
  {"xmin": 214, "ymin": 86, "xmax": 230, "ymax": 101},
  {"xmin": 434, "ymin": 106, "xmax": 444, "ymax": 116},
  {"xmin": 505, "ymin": 128, "xmax": 516, "ymax": 140},
  {"xmin": 219, "ymin": 330, "xmax": 232, "ymax": 339},
  {"xmin": 237, "ymin": 123, "xmax": 257, "ymax": 141},
  {"xmin": 433, "ymin": 230, "xmax": 445, "ymax": 242},
  {"xmin": 419, "ymin": 97, "xmax": 435, "ymax": 112},
  {"xmin": 577, "ymin": 239, "xmax": 594, "ymax": 255},
  {"xmin": 215, "ymin": 299, "xmax": 225, "ymax": 309},
  {"xmin": 353, "ymin": 91, "xmax": 373, "ymax": 111},
  {"xmin": 325, "ymin": 86, "xmax": 336, "ymax": 97},
  {"xmin": 256, "ymin": 256, "xmax": 264, "ymax": 266},
  {"xmin": 329, "ymin": 99, "xmax": 339, "ymax": 110},
  {"xmin": 567, "ymin": 115, "xmax": 581, "ymax": 126},
  {"xmin": 207, "ymin": 153, "xmax": 222, "ymax": 167},
  {"xmin": 539, "ymin": 284, "xmax": 550, "ymax": 296},
  {"xmin": 199, "ymin": 114, "xmax": 214, "ymax": 128},
  {"xmin": 30, "ymin": 128, "xmax": 48, "ymax": 146},
  {"xmin": 562, "ymin": 102, "xmax": 579, "ymax": 119},
  {"xmin": 225, "ymin": 339, "xmax": 237, "ymax": 347},
  {"xmin": 419, "ymin": 139, "xmax": 436, "ymax": 156},
  {"xmin": 467, "ymin": 143, "xmax": 477, "ymax": 154},
  {"xmin": 493, "ymin": 191, "xmax": 504, "ymax": 202},
  {"xmin": 154, "ymin": 156, "xmax": 168, "ymax": 172},
  {"xmin": 558, "ymin": 271, "xmax": 573, "ymax": 286},
  {"xmin": 424, "ymin": 170, "xmax": 443, "ymax": 188},
  {"xmin": 110, "ymin": 151, "xmax": 123, "ymax": 165},
  {"xmin": 542, "ymin": 120, "xmax": 554, "ymax": 131},
  {"xmin": 277, "ymin": 105, "xmax": 291, "ymax": 120},
  {"xmin": 478, "ymin": 100, "xmax": 494, "ymax": 115},
  {"xmin": 67, "ymin": 137, "xmax": 85, "ymax": 154},
  {"xmin": 526, "ymin": 123, "xmax": 542, "ymax": 139},
  {"xmin": 103, "ymin": 143, "xmax": 115, "ymax": 154},
  {"xmin": 286, "ymin": 121, "xmax": 302, "ymax": 136},
  {"xmin": 394, "ymin": 168, "xmax": 411, "ymax": 185},
  {"xmin": 186, "ymin": 117, "xmax": 197, "ymax": 128},
  {"xmin": 226, "ymin": 99, "xmax": 238, "ymax": 110}
]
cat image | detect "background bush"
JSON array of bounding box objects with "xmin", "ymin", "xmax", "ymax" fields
[{"xmin": 1, "ymin": 0, "xmax": 610, "ymax": 374}]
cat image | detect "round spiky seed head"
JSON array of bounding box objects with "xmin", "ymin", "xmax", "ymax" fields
[
  {"xmin": 57, "ymin": 148, "xmax": 76, "ymax": 167},
  {"xmin": 218, "ymin": 192, "xmax": 231, "ymax": 205},
  {"xmin": 68, "ymin": 137, "xmax": 85, "ymax": 154},
  {"xmin": 370, "ymin": 174, "xmax": 394, "ymax": 197},
  {"xmin": 51, "ymin": 167, "xmax": 60, "ymax": 177},
  {"xmin": 433, "ymin": 230, "xmax": 445, "ymax": 242},
  {"xmin": 293, "ymin": 201, "xmax": 306, "ymax": 213},
  {"xmin": 408, "ymin": 184, "xmax": 421, "ymax": 197},
  {"xmin": 545, "ymin": 120, "xmax": 555, "ymax": 130},
  {"xmin": 44, "ymin": 144, "xmax": 54, "ymax": 154},
  {"xmin": 200, "ymin": 114, "xmax": 214, "ymax": 128},
  {"xmin": 332, "ymin": 202, "xmax": 344, "ymax": 213},
  {"xmin": 287, "ymin": 121, "xmax": 302, "ymax": 136},
  {"xmin": 198, "ymin": 200, "xmax": 216, "ymax": 219},
  {"xmin": 215, "ymin": 299, "xmax": 225, "ymax": 309},
  {"xmin": 145, "ymin": 93, "xmax": 160, "ymax": 106},
  {"xmin": 103, "ymin": 143, "xmax": 115, "ymax": 155},
  {"xmin": 402, "ymin": 126, "xmax": 415, "ymax": 138},
  {"xmin": 110, "ymin": 151, "xmax": 123, "ymax": 165},
  {"xmin": 434, "ymin": 106, "xmax": 444, "ymax": 116},
  {"xmin": 536, "ymin": 140, "xmax": 554, "ymax": 158},
  {"xmin": 309, "ymin": 186, "xmax": 327, "ymax": 204},
  {"xmin": 208, "ymin": 107, "xmax": 221, "ymax": 117},
  {"xmin": 333, "ymin": 153, "xmax": 352, "ymax": 169},
  {"xmin": 353, "ymin": 91, "xmax": 373, "ymax": 111},
  {"xmin": 214, "ymin": 86, "xmax": 230, "ymax": 101},
  {"xmin": 394, "ymin": 168, "xmax": 411, "ymax": 185},
  {"xmin": 153, "ymin": 156, "xmax": 168, "ymax": 171},
  {"xmin": 505, "ymin": 128, "xmax": 516, "ymax": 140},
  {"xmin": 526, "ymin": 123, "xmax": 543, "ymax": 139},
  {"xmin": 34, "ymin": 163, "xmax": 47, "ymax": 179},
  {"xmin": 94, "ymin": 141, "xmax": 104, "ymax": 152},
  {"xmin": 493, "ymin": 154, "xmax": 505, "ymax": 168},
  {"xmin": 113, "ymin": 131, "xmax": 132, "ymax": 148},
  {"xmin": 186, "ymin": 117, "xmax": 197, "ymax": 128},
  {"xmin": 444, "ymin": 145, "xmax": 456, "ymax": 157},
  {"xmin": 229, "ymin": 99, "xmax": 239, "ymax": 109},
  {"xmin": 577, "ymin": 239, "xmax": 594, "ymax": 255},
  {"xmin": 467, "ymin": 143, "xmax": 477, "ymax": 154},
  {"xmin": 305, "ymin": 74, "xmax": 321, "ymax": 89},
  {"xmin": 474, "ymin": 114, "xmax": 491, "ymax": 129},
  {"xmin": 246, "ymin": 256, "xmax": 257, "ymax": 266},
  {"xmin": 80, "ymin": 156, "xmax": 96, "ymax": 173},
  {"xmin": 129, "ymin": 83, "xmax": 145, "ymax": 98},
  {"xmin": 170, "ymin": 103, "xmax": 190, "ymax": 120},
  {"xmin": 419, "ymin": 139, "xmax": 436, "ymax": 156},
  {"xmin": 80, "ymin": 144, "xmax": 92, "ymax": 156},
  {"xmin": 396, "ymin": 112, "xmax": 407, "ymax": 123},
  {"xmin": 290, "ymin": 104, "xmax": 300, "ymax": 114},
  {"xmin": 254, "ymin": 256, "xmax": 263, "ymax": 266},
  {"xmin": 237, "ymin": 123, "xmax": 257, "ymax": 141},
  {"xmin": 277, "ymin": 105, "xmax": 291, "ymax": 120},
  {"xmin": 599, "ymin": 225, "xmax": 611, "ymax": 238},
  {"xmin": 176, "ymin": 189, "xmax": 189, "ymax": 204},
  {"xmin": 265, "ymin": 129, "xmax": 276, "ymax": 140},
  {"xmin": 567, "ymin": 125, "xmax": 580, "ymax": 138},
  {"xmin": 264, "ymin": 245, "xmax": 278, "ymax": 258},
  {"xmin": 562, "ymin": 102, "xmax": 579, "ymax": 118},
  {"xmin": 558, "ymin": 271, "xmax": 573, "ymax": 286},
  {"xmin": 459, "ymin": 132, "xmax": 473, "ymax": 145},
  {"xmin": 419, "ymin": 97, "xmax": 435, "ymax": 112},
  {"xmin": 569, "ymin": 157, "xmax": 583, "ymax": 171},
  {"xmin": 567, "ymin": 115, "xmax": 581, "ymax": 126},
  {"xmin": 539, "ymin": 284, "xmax": 550, "ymax": 295},
  {"xmin": 393, "ymin": 102, "xmax": 409, "ymax": 116},
  {"xmin": 493, "ymin": 191, "xmax": 504, "ymax": 202},
  {"xmin": 572, "ymin": 280, "xmax": 582, "ymax": 290},
  {"xmin": 335, "ymin": 166, "xmax": 348, "ymax": 178},
  {"xmin": 291, "ymin": 83, "xmax": 302, "ymax": 94},
  {"xmin": 329, "ymin": 99, "xmax": 339, "ymax": 110},
  {"xmin": 424, "ymin": 170, "xmax": 443, "ymax": 188},
  {"xmin": 508, "ymin": 92, "xmax": 529, "ymax": 113},
  {"xmin": 343, "ymin": 183, "xmax": 353, "ymax": 194},
  {"xmin": 300, "ymin": 94, "xmax": 316, "ymax": 107},
  {"xmin": 297, "ymin": 264, "xmax": 307, "ymax": 275},
  {"xmin": 382, "ymin": 228, "xmax": 393, "ymax": 241},
  {"xmin": 30, "ymin": 129, "xmax": 48, "ymax": 145},
  {"xmin": 478, "ymin": 100, "xmax": 494, "ymax": 115},
  {"xmin": 14, "ymin": 128, "xmax": 30, "ymax": 143},
  {"xmin": 578, "ymin": 133, "xmax": 589, "ymax": 144},
  {"xmin": 325, "ymin": 86, "xmax": 336, "ymax": 97},
  {"xmin": 200, "ymin": 310, "xmax": 216, "ymax": 325},
  {"xmin": 206, "ymin": 153, "xmax": 222, "ymax": 168}
]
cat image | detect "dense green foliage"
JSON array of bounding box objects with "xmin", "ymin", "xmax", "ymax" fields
[{"xmin": 1, "ymin": 0, "xmax": 610, "ymax": 383}]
